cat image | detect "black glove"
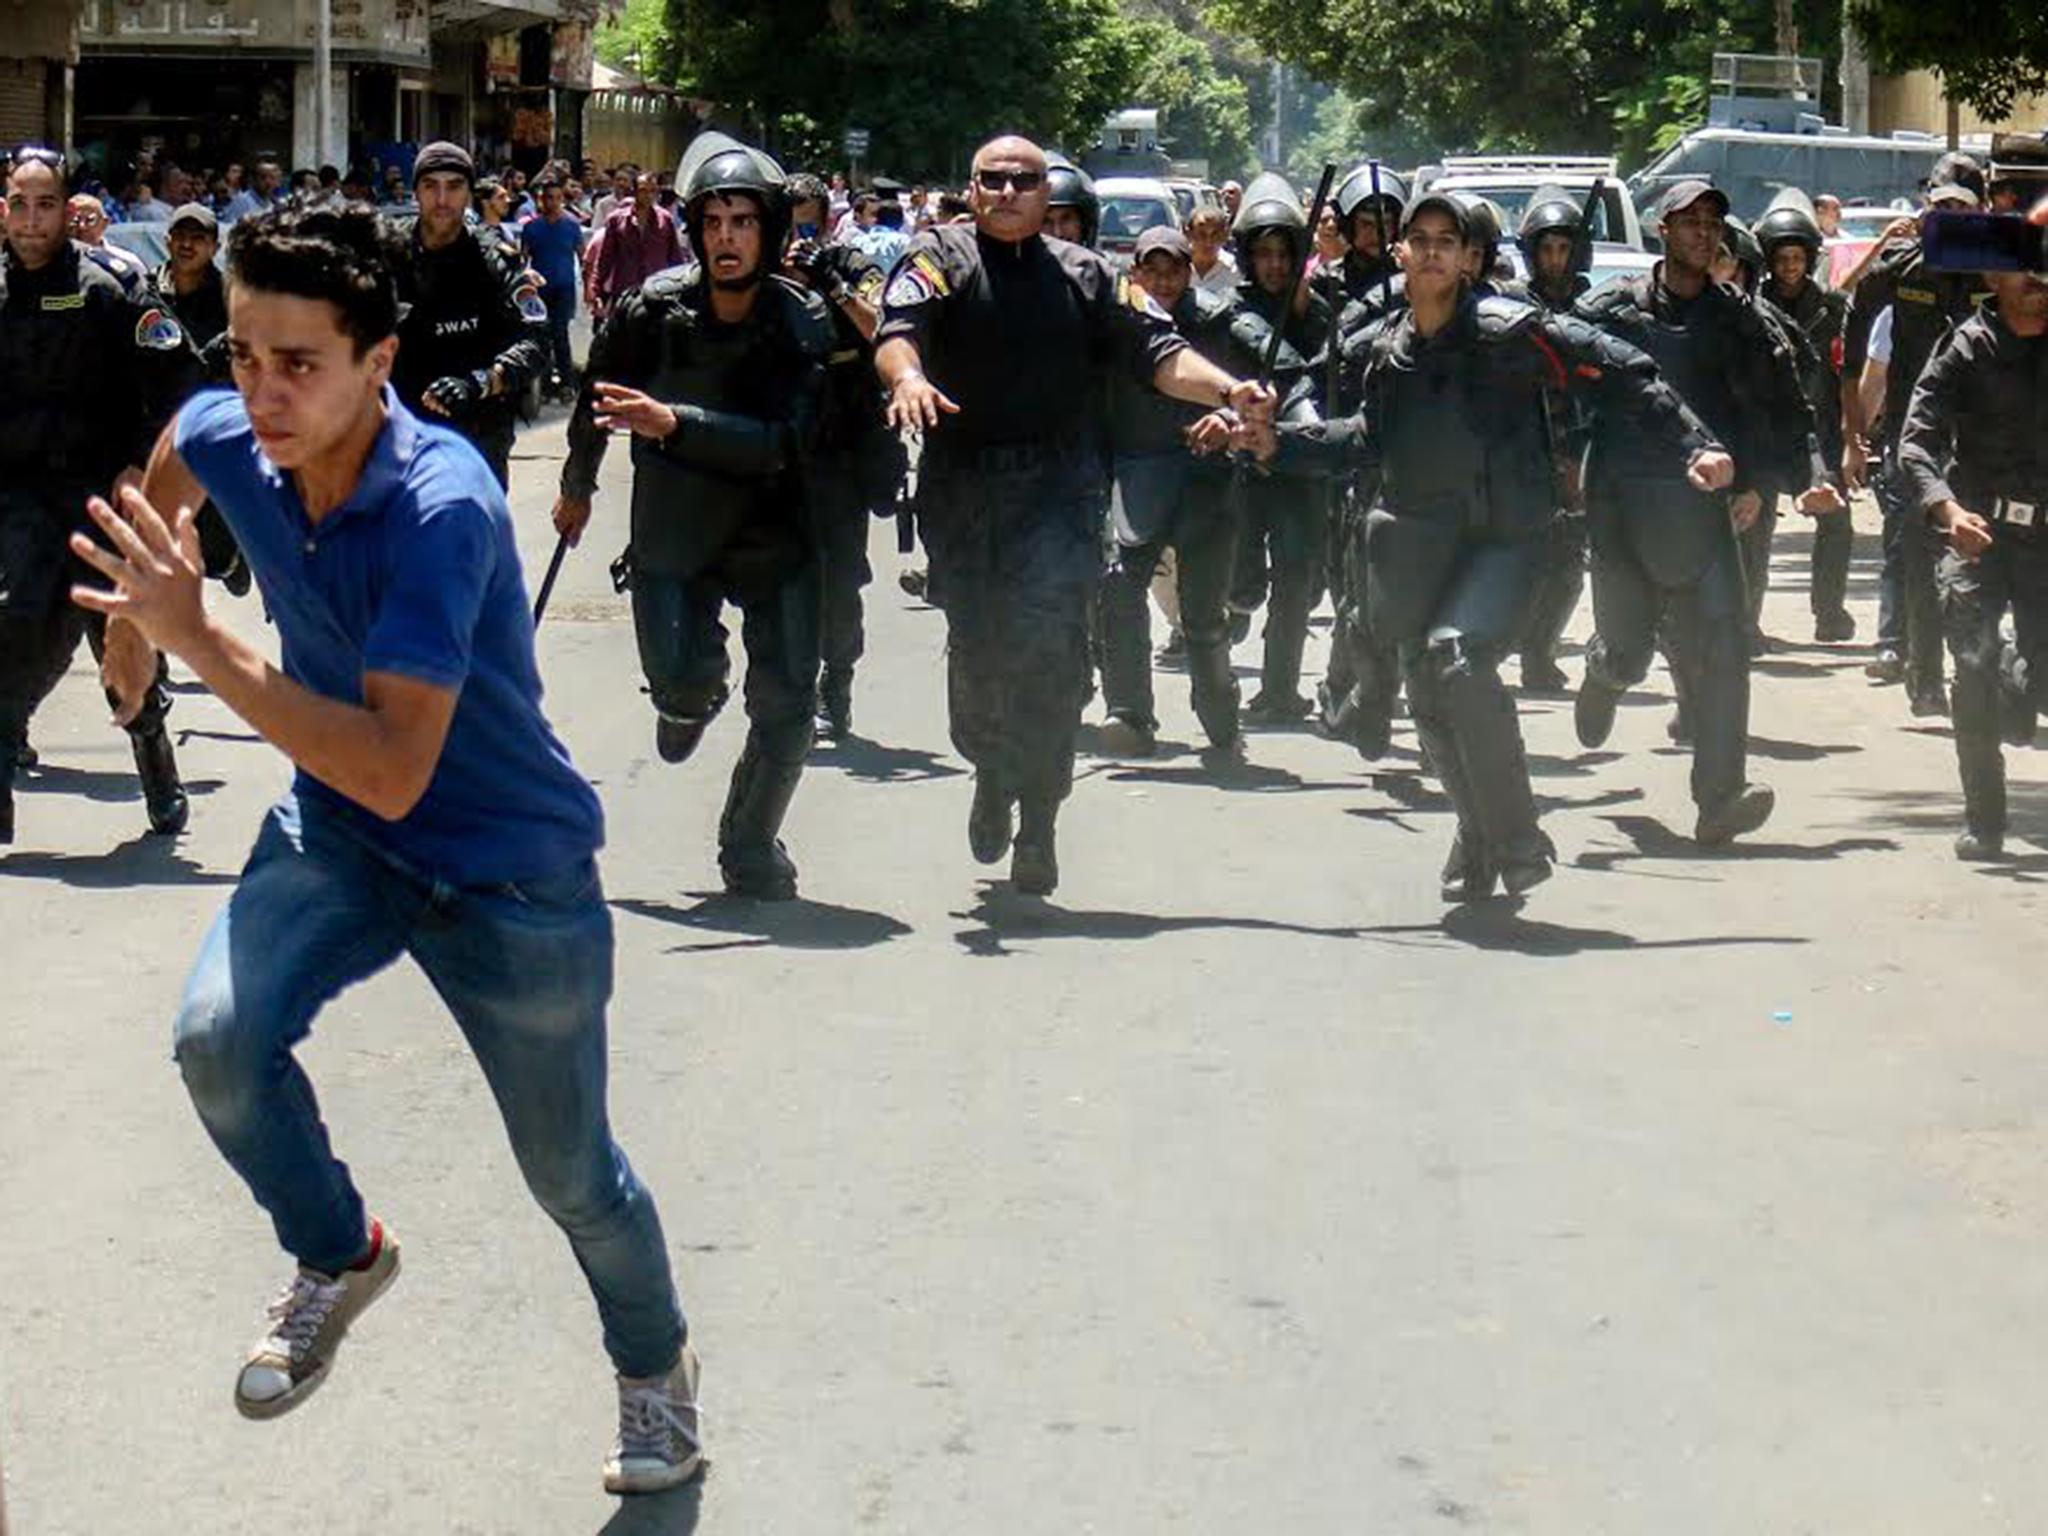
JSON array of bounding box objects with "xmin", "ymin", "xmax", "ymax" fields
[
  {"xmin": 786, "ymin": 240, "xmax": 845, "ymax": 300},
  {"xmin": 424, "ymin": 368, "xmax": 492, "ymax": 419}
]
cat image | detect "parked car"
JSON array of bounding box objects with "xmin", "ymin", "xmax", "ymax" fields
[
  {"xmin": 1162, "ymin": 177, "xmax": 1222, "ymax": 226},
  {"xmin": 1094, "ymin": 175, "xmax": 1183, "ymax": 258}
]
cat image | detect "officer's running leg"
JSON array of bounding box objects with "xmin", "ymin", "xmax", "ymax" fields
[
  {"xmin": 1249, "ymin": 484, "xmax": 1324, "ymax": 718},
  {"xmin": 719, "ymin": 563, "xmax": 820, "ymax": 900},
  {"xmin": 1421, "ymin": 540, "xmax": 1549, "ymax": 896},
  {"xmin": 631, "ymin": 570, "xmax": 732, "ymax": 765},
  {"xmin": 1869, "ymin": 460, "xmax": 1908, "ymax": 679},
  {"xmin": 1175, "ymin": 478, "xmax": 1245, "ymax": 751},
  {"xmin": 1810, "ymin": 505, "xmax": 1854, "ymax": 640},
  {"xmin": 1574, "ymin": 535, "xmax": 1660, "ymax": 749},
  {"xmin": 1940, "ymin": 540, "xmax": 2012, "ymax": 859},
  {"xmin": 1666, "ymin": 542, "xmax": 1772, "ymax": 844},
  {"xmin": 1902, "ymin": 489, "xmax": 1948, "ymax": 714},
  {"xmin": 1738, "ymin": 499, "xmax": 1778, "ymax": 649},
  {"xmin": 1518, "ymin": 511, "xmax": 1586, "ymax": 692},
  {"xmin": 813, "ymin": 472, "xmax": 870, "ymax": 739},
  {"xmin": 1098, "ymin": 535, "xmax": 1165, "ymax": 748},
  {"xmin": 0, "ymin": 499, "xmax": 95, "ymax": 842}
]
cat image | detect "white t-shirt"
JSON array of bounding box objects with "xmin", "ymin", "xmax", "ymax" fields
[
  {"xmin": 1868, "ymin": 304, "xmax": 1895, "ymax": 366},
  {"xmin": 1192, "ymin": 249, "xmax": 1239, "ymax": 296}
]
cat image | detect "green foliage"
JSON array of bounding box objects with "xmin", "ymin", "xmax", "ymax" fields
[
  {"xmin": 1124, "ymin": 16, "xmax": 1255, "ymax": 178},
  {"xmin": 1849, "ymin": 1, "xmax": 2048, "ymax": 123},
  {"xmin": 1203, "ymin": 0, "xmax": 1846, "ymax": 167},
  {"xmin": 593, "ymin": 0, "xmax": 679, "ymax": 81}
]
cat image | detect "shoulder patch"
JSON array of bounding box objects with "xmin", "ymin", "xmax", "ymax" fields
[
  {"xmin": 883, "ymin": 251, "xmax": 951, "ymax": 309},
  {"xmin": 511, "ymin": 280, "xmax": 548, "ymax": 323},
  {"xmin": 853, "ymin": 265, "xmax": 886, "ymax": 306},
  {"xmin": 41, "ymin": 291, "xmax": 85, "ymax": 312},
  {"xmin": 1116, "ymin": 272, "xmax": 1171, "ymax": 322},
  {"xmin": 135, "ymin": 306, "xmax": 185, "ymax": 350}
]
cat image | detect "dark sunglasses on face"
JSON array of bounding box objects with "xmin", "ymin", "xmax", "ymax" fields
[{"xmin": 974, "ymin": 169, "xmax": 1044, "ymax": 193}]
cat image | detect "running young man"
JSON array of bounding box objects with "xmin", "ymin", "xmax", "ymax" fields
[{"xmin": 71, "ymin": 203, "xmax": 700, "ymax": 1495}]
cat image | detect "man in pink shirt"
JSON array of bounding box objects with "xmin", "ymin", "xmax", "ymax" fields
[{"xmin": 590, "ymin": 170, "xmax": 685, "ymax": 320}]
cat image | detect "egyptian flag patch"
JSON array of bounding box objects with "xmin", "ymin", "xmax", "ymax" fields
[
  {"xmin": 135, "ymin": 307, "xmax": 186, "ymax": 350},
  {"xmin": 853, "ymin": 266, "xmax": 887, "ymax": 307},
  {"xmin": 1117, "ymin": 273, "xmax": 1170, "ymax": 322},
  {"xmin": 513, "ymin": 281, "xmax": 548, "ymax": 323},
  {"xmin": 883, "ymin": 252, "xmax": 951, "ymax": 309}
]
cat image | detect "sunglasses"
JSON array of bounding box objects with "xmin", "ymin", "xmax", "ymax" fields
[
  {"xmin": 10, "ymin": 145, "xmax": 63, "ymax": 171},
  {"xmin": 974, "ymin": 169, "xmax": 1044, "ymax": 193}
]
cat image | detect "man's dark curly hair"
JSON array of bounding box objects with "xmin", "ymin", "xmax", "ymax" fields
[
  {"xmin": 226, "ymin": 198, "xmax": 402, "ymax": 355},
  {"xmin": 785, "ymin": 173, "xmax": 829, "ymax": 208}
]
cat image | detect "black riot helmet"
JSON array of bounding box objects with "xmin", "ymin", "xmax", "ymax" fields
[
  {"xmin": 1044, "ymin": 154, "xmax": 1100, "ymax": 248},
  {"xmin": 1516, "ymin": 184, "xmax": 1590, "ymax": 270},
  {"xmin": 1456, "ymin": 193, "xmax": 1506, "ymax": 277},
  {"xmin": 1721, "ymin": 213, "xmax": 1765, "ymax": 291},
  {"xmin": 1753, "ymin": 186, "xmax": 1824, "ymax": 262},
  {"xmin": 675, "ymin": 130, "xmax": 791, "ymax": 280},
  {"xmin": 1333, "ymin": 162, "xmax": 1409, "ymax": 245},
  {"xmin": 1232, "ymin": 171, "xmax": 1308, "ymax": 264}
]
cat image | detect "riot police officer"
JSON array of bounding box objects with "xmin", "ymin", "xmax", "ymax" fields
[
  {"xmin": 1099, "ymin": 226, "xmax": 1247, "ymax": 756},
  {"xmin": 1044, "ymin": 156, "xmax": 1100, "ymax": 249},
  {"xmin": 1896, "ymin": 260, "xmax": 2048, "ymax": 860},
  {"xmin": 1756, "ymin": 188, "xmax": 1854, "ymax": 643},
  {"xmin": 875, "ymin": 135, "xmax": 1270, "ymax": 896},
  {"xmin": 1843, "ymin": 159, "xmax": 1987, "ymax": 712},
  {"xmin": 553, "ymin": 132, "xmax": 833, "ymax": 899},
  {"xmin": 1228, "ymin": 173, "xmax": 1333, "ymax": 721},
  {"xmin": 390, "ymin": 142, "xmax": 549, "ymax": 489},
  {"xmin": 1315, "ymin": 164, "xmax": 1408, "ymax": 306},
  {"xmin": 0, "ymin": 147, "xmax": 189, "ymax": 843},
  {"xmin": 1573, "ymin": 180, "xmax": 1838, "ymax": 846},
  {"xmin": 1512, "ymin": 186, "xmax": 1597, "ymax": 693},
  {"xmin": 783, "ymin": 172, "xmax": 896, "ymax": 740},
  {"xmin": 1258, "ymin": 191, "xmax": 1730, "ymax": 899}
]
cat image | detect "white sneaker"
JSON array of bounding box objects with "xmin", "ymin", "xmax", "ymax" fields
[
  {"xmin": 603, "ymin": 1344, "xmax": 704, "ymax": 1494},
  {"xmin": 234, "ymin": 1221, "xmax": 401, "ymax": 1420}
]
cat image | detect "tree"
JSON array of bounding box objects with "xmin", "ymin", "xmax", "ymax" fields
[
  {"xmin": 1124, "ymin": 16, "xmax": 1256, "ymax": 179},
  {"xmin": 1848, "ymin": 2, "xmax": 2048, "ymax": 123}
]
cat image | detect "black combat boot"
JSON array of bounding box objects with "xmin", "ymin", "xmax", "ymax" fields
[
  {"xmin": 1186, "ymin": 639, "xmax": 1243, "ymax": 752},
  {"xmin": 716, "ymin": 746, "xmax": 803, "ymax": 900},
  {"xmin": 1520, "ymin": 655, "xmax": 1570, "ymax": 695},
  {"xmin": 1439, "ymin": 825, "xmax": 1496, "ymax": 903},
  {"xmin": 1010, "ymin": 798, "xmax": 1059, "ymax": 896},
  {"xmin": 655, "ymin": 712, "xmax": 713, "ymax": 764},
  {"xmin": 817, "ymin": 666, "xmax": 854, "ymax": 741},
  {"xmin": 1574, "ymin": 679, "xmax": 1622, "ymax": 749},
  {"xmin": 131, "ymin": 722, "xmax": 189, "ymax": 836},
  {"xmin": 1694, "ymin": 782, "xmax": 1776, "ymax": 847},
  {"xmin": 968, "ymin": 772, "xmax": 1014, "ymax": 865}
]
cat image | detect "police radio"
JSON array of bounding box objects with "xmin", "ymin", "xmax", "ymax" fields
[{"xmin": 1921, "ymin": 211, "xmax": 2047, "ymax": 274}]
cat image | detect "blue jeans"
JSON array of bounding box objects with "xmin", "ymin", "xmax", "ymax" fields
[{"xmin": 173, "ymin": 799, "xmax": 685, "ymax": 1378}]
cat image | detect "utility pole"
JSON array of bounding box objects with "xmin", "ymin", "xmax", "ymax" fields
[{"xmin": 314, "ymin": 0, "xmax": 332, "ymax": 167}]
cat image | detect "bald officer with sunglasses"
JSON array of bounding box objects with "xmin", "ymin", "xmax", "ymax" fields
[{"xmin": 875, "ymin": 135, "xmax": 1273, "ymax": 897}]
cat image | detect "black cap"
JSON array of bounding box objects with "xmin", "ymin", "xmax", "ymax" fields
[
  {"xmin": 412, "ymin": 141, "xmax": 475, "ymax": 186},
  {"xmin": 1399, "ymin": 190, "xmax": 1469, "ymax": 235},
  {"xmin": 870, "ymin": 175, "xmax": 905, "ymax": 196},
  {"xmin": 1659, "ymin": 179, "xmax": 1730, "ymax": 219},
  {"xmin": 1133, "ymin": 225, "xmax": 1191, "ymax": 263},
  {"xmin": 168, "ymin": 202, "xmax": 217, "ymax": 234}
]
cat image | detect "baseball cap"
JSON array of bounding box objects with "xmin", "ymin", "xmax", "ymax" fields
[
  {"xmin": 1133, "ymin": 225, "xmax": 1191, "ymax": 262},
  {"xmin": 1400, "ymin": 190, "xmax": 1470, "ymax": 235},
  {"xmin": 168, "ymin": 202, "xmax": 217, "ymax": 234},
  {"xmin": 1659, "ymin": 180, "xmax": 1731, "ymax": 219},
  {"xmin": 1925, "ymin": 182, "xmax": 1980, "ymax": 208}
]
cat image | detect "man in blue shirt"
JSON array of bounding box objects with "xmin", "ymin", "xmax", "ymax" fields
[
  {"xmin": 520, "ymin": 174, "xmax": 586, "ymax": 399},
  {"xmin": 71, "ymin": 202, "xmax": 701, "ymax": 1496}
]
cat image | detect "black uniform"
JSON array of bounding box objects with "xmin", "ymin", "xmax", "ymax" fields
[
  {"xmin": 1513, "ymin": 269, "xmax": 1596, "ymax": 692},
  {"xmin": 1729, "ymin": 290, "xmax": 1829, "ymax": 645},
  {"xmin": 152, "ymin": 258, "xmax": 251, "ymax": 587},
  {"xmin": 563, "ymin": 266, "xmax": 831, "ymax": 894},
  {"xmin": 0, "ymin": 239, "xmax": 190, "ymax": 842},
  {"xmin": 1575, "ymin": 270, "xmax": 1819, "ymax": 835},
  {"xmin": 1279, "ymin": 291, "xmax": 1719, "ymax": 897},
  {"xmin": 390, "ymin": 219, "xmax": 549, "ymax": 488},
  {"xmin": 1100, "ymin": 280, "xmax": 1244, "ymax": 747},
  {"xmin": 791, "ymin": 240, "xmax": 896, "ymax": 735},
  {"xmin": 1760, "ymin": 272, "xmax": 1852, "ymax": 633},
  {"xmin": 1844, "ymin": 241, "xmax": 1986, "ymax": 707},
  {"xmin": 877, "ymin": 222, "xmax": 1186, "ymax": 888},
  {"xmin": 1228, "ymin": 277, "xmax": 1333, "ymax": 717},
  {"xmin": 1896, "ymin": 300, "xmax": 2048, "ymax": 855}
]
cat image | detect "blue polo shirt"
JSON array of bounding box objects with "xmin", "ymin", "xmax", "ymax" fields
[
  {"xmin": 175, "ymin": 387, "xmax": 603, "ymax": 885},
  {"xmin": 519, "ymin": 212, "xmax": 584, "ymax": 305}
]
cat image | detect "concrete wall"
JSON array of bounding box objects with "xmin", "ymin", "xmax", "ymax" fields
[{"xmin": 1871, "ymin": 70, "xmax": 2048, "ymax": 139}]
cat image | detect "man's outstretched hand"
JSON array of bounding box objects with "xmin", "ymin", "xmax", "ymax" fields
[{"xmin": 69, "ymin": 486, "xmax": 205, "ymax": 724}]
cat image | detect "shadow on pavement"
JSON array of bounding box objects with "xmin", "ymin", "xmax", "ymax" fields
[
  {"xmin": 1358, "ymin": 905, "xmax": 1811, "ymax": 956},
  {"xmin": 1107, "ymin": 760, "xmax": 1358, "ymax": 795},
  {"xmin": 952, "ymin": 889, "xmax": 1362, "ymax": 957},
  {"xmin": 1575, "ymin": 813, "xmax": 1899, "ymax": 872},
  {"xmin": 0, "ymin": 831, "xmax": 236, "ymax": 887},
  {"xmin": 613, "ymin": 894, "xmax": 912, "ymax": 953},
  {"xmin": 808, "ymin": 736, "xmax": 965, "ymax": 784},
  {"xmin": 1526, "ymin": 749, "xmax": 1623, "ymax": 779},
  {"xmin": 176, "ymin": 726, "xmax": 263, "ymax": 746},
  {"xmin": 1746, "ymin": 735, "xmax": 1864, "ymax": 763},
  {"xmin": 15, "ymin": 763, "xmax": 226, "ymax": 806},
  {"xmin": 597, "ymin": 1471, "xmax": 705, "ymax": 1534},
  {"xmin": 1751, "ymin": 654, "xmax": 1864, "ymax": 679}
]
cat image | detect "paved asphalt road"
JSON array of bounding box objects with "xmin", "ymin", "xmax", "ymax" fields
[{"xmin": 4, "ymin": 408, "xmax": 2048, "ymax": 1535}]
